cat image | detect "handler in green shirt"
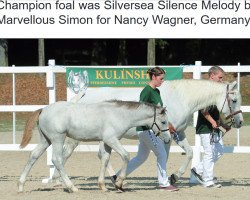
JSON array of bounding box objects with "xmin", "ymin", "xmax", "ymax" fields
[
  {"xmin": 136, "ymin": 84, "xmax": 163, "ymax": 132},
  {"xmin": 111, "ymin": 67, "xmax": 178, "ymax": 192}
]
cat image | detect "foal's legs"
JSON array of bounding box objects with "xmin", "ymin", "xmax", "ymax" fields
[
  {"xmin": 18, "ymin": 133, "xmax": 50, "ymax": 192},
  {"xmin": 98, "ymin": 142, "xmax": 116, "ymax": 177},
  {"xmin": 104, "ymin": 138, "xmax": 130, "ymax": 190},
  {"xmin": 52, "ymin": 138, "xmax": 79, "ymax": 181},
  {"xmin": 98, "ymin": 142, "xmax": 112, "ymax": 191},
  {"xmin": 51, "ymin": 137, "xmax": 78, "ymax": 193}
]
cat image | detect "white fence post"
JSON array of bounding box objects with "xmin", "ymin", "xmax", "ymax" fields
[
  {"xmin": 190, "ymin": 61, "xmax": 202, "ymax": 183},
  {"xmin": 47, "ymin": 59, "xmax": 56, "ymax": 104},
  {"xmin": 42, "ymin": 59, "xmax": 56, "ymax": 183}
]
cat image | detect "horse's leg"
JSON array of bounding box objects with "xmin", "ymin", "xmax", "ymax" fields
[
  {"xmin": 51, "ymin": 137, "xmax": 78, "ymax": 193},
  {"xmin": 106, "ymin": 161, "xmax": 116, "ymax": 176},
  {"xmin": 52, "ymin": 137, "xmax": 79, "ymax": 182},
  {"xmin": 98, "ymin": 142, "xmax": 116, "ymax": 177},
  {"xmin": 97, "ymin": 142, "xmax": 112, "ymax": 192},
  {"xmin": 105, "ymin": 138, "xmax": 130, "ymax": 191},
  {"xmin": 170, "ymin": 132, "xmax": 193, "ymax": 184},
  {"xmin": 18, "ymin": 133, "xmax": 50, "ymax": 192}
]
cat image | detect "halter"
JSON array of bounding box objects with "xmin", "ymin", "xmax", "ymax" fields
[
  {"xmin": 210, "ymin": 84, "xmax": 243, "ymax": 144},
  {"xmin": 220, "ymin": 84, "xmax": 242, "ymax": 128},
  {"xmin": 151, "ymin": 107, "xmax": 169, "ymax": 136}
]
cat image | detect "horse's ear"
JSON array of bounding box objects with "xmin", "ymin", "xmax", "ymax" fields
[{"xmin": 229, "ymin": 81, "xmax": 238, "ymax": 91}]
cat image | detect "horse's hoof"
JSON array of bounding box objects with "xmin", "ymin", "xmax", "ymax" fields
[
  {"xmin": 115, "ymin": 183, "xmax": 125, "ymax": 192},
  {"xmin": 101, "ymin": 188, "xmax": 109, "ymax": 192},
  {"xmin": 69, "ymin": 186, "xmax": 78, "ymax": 193},
  {"xmin": 17, "ymin": 183, "xmax": 24, "ymax": 193},
  {"xmin": 17, "ymin": 189, "xmax": 24, "ymax": 193},
  {"xmin": 169, "ymin": 174, "xmax": 179, "ymax": 185},
  {"xmin": 115, "ymin": 186, "xmax": 125, "ymax": 192},
  {"xmin": 98, "ymin": 182, "xmax": 109, "ymax": 192}
]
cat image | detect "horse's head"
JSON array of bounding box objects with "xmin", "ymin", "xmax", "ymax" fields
[
  {"xmin": 220, "ymin": 81, "xmax": 244, "ymax": 128},
  {"xmin": 151, "ymin": 106, "xmax": 171, "ymax": 142}
]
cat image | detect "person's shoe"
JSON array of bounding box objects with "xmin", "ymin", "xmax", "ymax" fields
[
  {"xmin": 110, "ymin": 175, "xmax": 117, "ymax": 186},
  {"xmin": 169, "ymin": 174, "xmax": 178, "ymax": 185},
  {"xmin": 159, "ymin": 185, "xmax": 179, "ymax": 192},
  {"xmin": 191, "ymin": 168, "xmax": 204, "ymax": 184},
  {"xmin": 205, "ymin": 183, "xmax": 222, "ymax": 188}
]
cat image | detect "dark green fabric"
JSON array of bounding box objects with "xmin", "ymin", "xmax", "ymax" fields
[
  {"xmin": 196, "ymin": 106, "xmax": 220, "ymax": 134},
  {"xmin": 136, "ymin": 85, "xmax": 163, "ymax": 132}
]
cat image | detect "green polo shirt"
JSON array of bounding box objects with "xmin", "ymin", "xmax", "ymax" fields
[
  {"xmin": 136, "ymin": 85, "xmax": 163, "ymax": 132},
  {"xmin": 196, "ymin": 106, "xmax": 220, "ymax": 134}
]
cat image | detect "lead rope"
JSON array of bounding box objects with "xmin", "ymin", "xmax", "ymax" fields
[
  {"xmin": 173, "ymin": 131, "xmax": 180, "ymax": 144},
  {"xmin": 220, "ymin": 84, "xmax": 229, "ymax": 114},
  {"xmin": 210, "ymin": 128, "xmax": 226, "ymax": 144}
]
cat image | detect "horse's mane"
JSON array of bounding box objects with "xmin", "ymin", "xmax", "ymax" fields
[
  {"xmin": 163, "ymin": 79, "xmax": 226, "ymax": 108},
  {"xmin": 106, "ymin": 100, "xmax": 159, "ymax": 110}
]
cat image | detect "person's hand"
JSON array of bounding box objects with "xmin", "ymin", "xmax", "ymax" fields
[
  {"xmin": 168, "ymin": 123, "xmax": 176, "ymax": 134},
  {"xmin": 211, "ymin": 121, "xmax": 218, "ymax": 129}
]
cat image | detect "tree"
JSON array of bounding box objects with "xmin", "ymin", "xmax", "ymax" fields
[
  {"xmin": 117, "ymin": 40, "xmax": 128, "ymax": 65},
  {"xmin": 0, "ymin": 39, "xmax": 8, "ymax": 66},
  {"xmin": 147, "ymin": 39, "xmax": 155, "ymax": 65},
  {"xmin": 91, "ymin": 40, "xmax": 107, "ymax": 65},
  {"xmin": 38, "ymin": 39, "xmax": 45, "ymax": 66},
  {"xmin": 156, "ymin": 39, "xmax": 169, "ymax": 65}
]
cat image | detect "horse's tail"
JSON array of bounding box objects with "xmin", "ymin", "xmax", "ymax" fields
[{"xmin": 20, "ymin": 108, "xmax": 43, "ymax": 149}]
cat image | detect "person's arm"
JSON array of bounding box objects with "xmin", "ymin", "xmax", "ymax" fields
[
  {"xmin": 168, "ymin": 123, "xmax": 176, "ymax": 134},
  {"xmin": 201, "ymin": 110, "xmax": 218, "ymax": 129}
]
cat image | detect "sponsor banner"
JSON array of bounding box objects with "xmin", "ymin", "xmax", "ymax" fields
[
  {"xmin": 67, "ymin": 67, "xmax": 182, "ymax": 87},
  {"xmin": 66, "ymin": 66, "xmax": 183, "ymax": 100}
]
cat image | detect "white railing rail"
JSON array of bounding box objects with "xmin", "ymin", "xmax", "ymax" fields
[{"xmin": 1, "ymin": 60, "xmax": 250, "ymax": 182}]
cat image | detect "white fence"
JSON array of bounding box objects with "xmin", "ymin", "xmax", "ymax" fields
[{"xmin": 1, "ymin": 60, "xmax": 250, "ymax": 181}]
